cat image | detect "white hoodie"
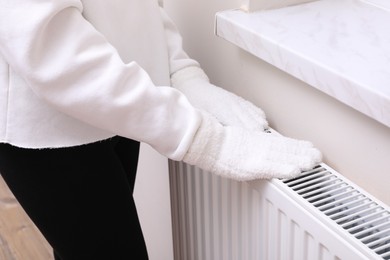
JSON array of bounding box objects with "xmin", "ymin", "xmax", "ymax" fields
[{"xmin": 0, "ymin": 0, "xmax": 201, "ymax": 160}]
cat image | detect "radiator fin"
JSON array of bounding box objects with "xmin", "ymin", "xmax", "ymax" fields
[
  {"xmin": 284, "ymin": 166, "xmax": 390, "ymax": 259},
  {"xmin": 170, "ymin": 161, "xmax": 389, "ymax": 260}
]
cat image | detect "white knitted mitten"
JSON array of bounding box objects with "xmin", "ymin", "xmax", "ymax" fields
[
  {"xmin": 183, "ymin": 112, "xmax": 322, "ymax": 181},
  {"xmin": 171, "ymin": 66, "xmax": 269, "ymax": 131}
]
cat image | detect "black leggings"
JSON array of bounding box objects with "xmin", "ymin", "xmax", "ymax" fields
[{"xmin": 0, "ymin": 137, "xmax": 148, "ymax": 260}]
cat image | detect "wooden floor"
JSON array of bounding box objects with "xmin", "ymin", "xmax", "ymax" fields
[{"xmin": 0, "ymin": 176, "xmax": 53, "ymax": 260}]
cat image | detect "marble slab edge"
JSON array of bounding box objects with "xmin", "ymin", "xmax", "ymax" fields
[{"xmin": 215, "ymin": 10, "xmax": 390, "ymax": 128}]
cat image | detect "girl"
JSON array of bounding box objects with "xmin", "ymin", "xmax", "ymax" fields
[{"xmin": 0, "ymin": 1, "xmax": 321, "ymax": 259}]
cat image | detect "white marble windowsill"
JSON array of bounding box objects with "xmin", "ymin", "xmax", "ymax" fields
[{"xmin": 215, "ymin": 0, "xmax": 390, "ymax": 128}]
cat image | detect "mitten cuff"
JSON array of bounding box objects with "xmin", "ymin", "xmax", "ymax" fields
[
  {"xmin": 171, "ymin": 66, "xmax": 210, "ymax": 87},
  {"xmin": 182, "ymin": 112, "xmax": 223, "ymax": 172}
]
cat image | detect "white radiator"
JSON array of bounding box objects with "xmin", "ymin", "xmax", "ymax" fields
[{"xmin": 169, "ymin": 162, "xmax": 390, "ymax": 260}]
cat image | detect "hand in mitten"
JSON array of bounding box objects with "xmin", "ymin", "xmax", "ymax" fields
[
  {"xmin": 171, "ymin": 66, "xmax": 269, "ymax": 131},
  {"xmin": 183, "ymin": 112, "xmax": 322, "ymax": 181}
]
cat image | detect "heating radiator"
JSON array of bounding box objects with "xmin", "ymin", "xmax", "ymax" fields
[{"xmin": 169, "ymin": 162, "xmax": 390, "ymax": 260}]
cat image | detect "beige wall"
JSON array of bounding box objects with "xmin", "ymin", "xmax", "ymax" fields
[{"xmin": 164, "ymin": 0, "xmax": 390, "ymax": 206}]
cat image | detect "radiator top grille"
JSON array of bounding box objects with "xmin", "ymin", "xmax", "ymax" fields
[{"xmin": 283, "ymin": 166, "xmax": 390, "ymax": 259}]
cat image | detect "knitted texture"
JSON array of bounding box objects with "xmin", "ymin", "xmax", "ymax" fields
[
  {"xmin": 171, "ymin": 66, "xmax": 269, "ymax": 131},
  {"xmin": 183, "ymin": 112, "xmax": 322, "ymax": 181}
]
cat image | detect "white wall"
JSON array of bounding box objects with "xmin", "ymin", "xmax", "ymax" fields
[
  {"xmin": 134, "ymin": 145, "xmax": 173, "ymax": 260},
  {"xmin": 164, "ymin": 0, "xmax": 390, "ymax": 206}
]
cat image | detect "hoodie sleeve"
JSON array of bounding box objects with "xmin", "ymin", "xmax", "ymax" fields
[
  {"xmin": 0, "ymin": 0, "xmax": 201, "ymax": 160},
  {"xmin": 159, "ymin": 6, "xmax": 201, "ymax": 75}
]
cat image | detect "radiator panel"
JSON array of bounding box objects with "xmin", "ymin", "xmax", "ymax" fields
[{"xmin": 169, "ymin": 161, "xmax": 388, "ymax": 260}]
